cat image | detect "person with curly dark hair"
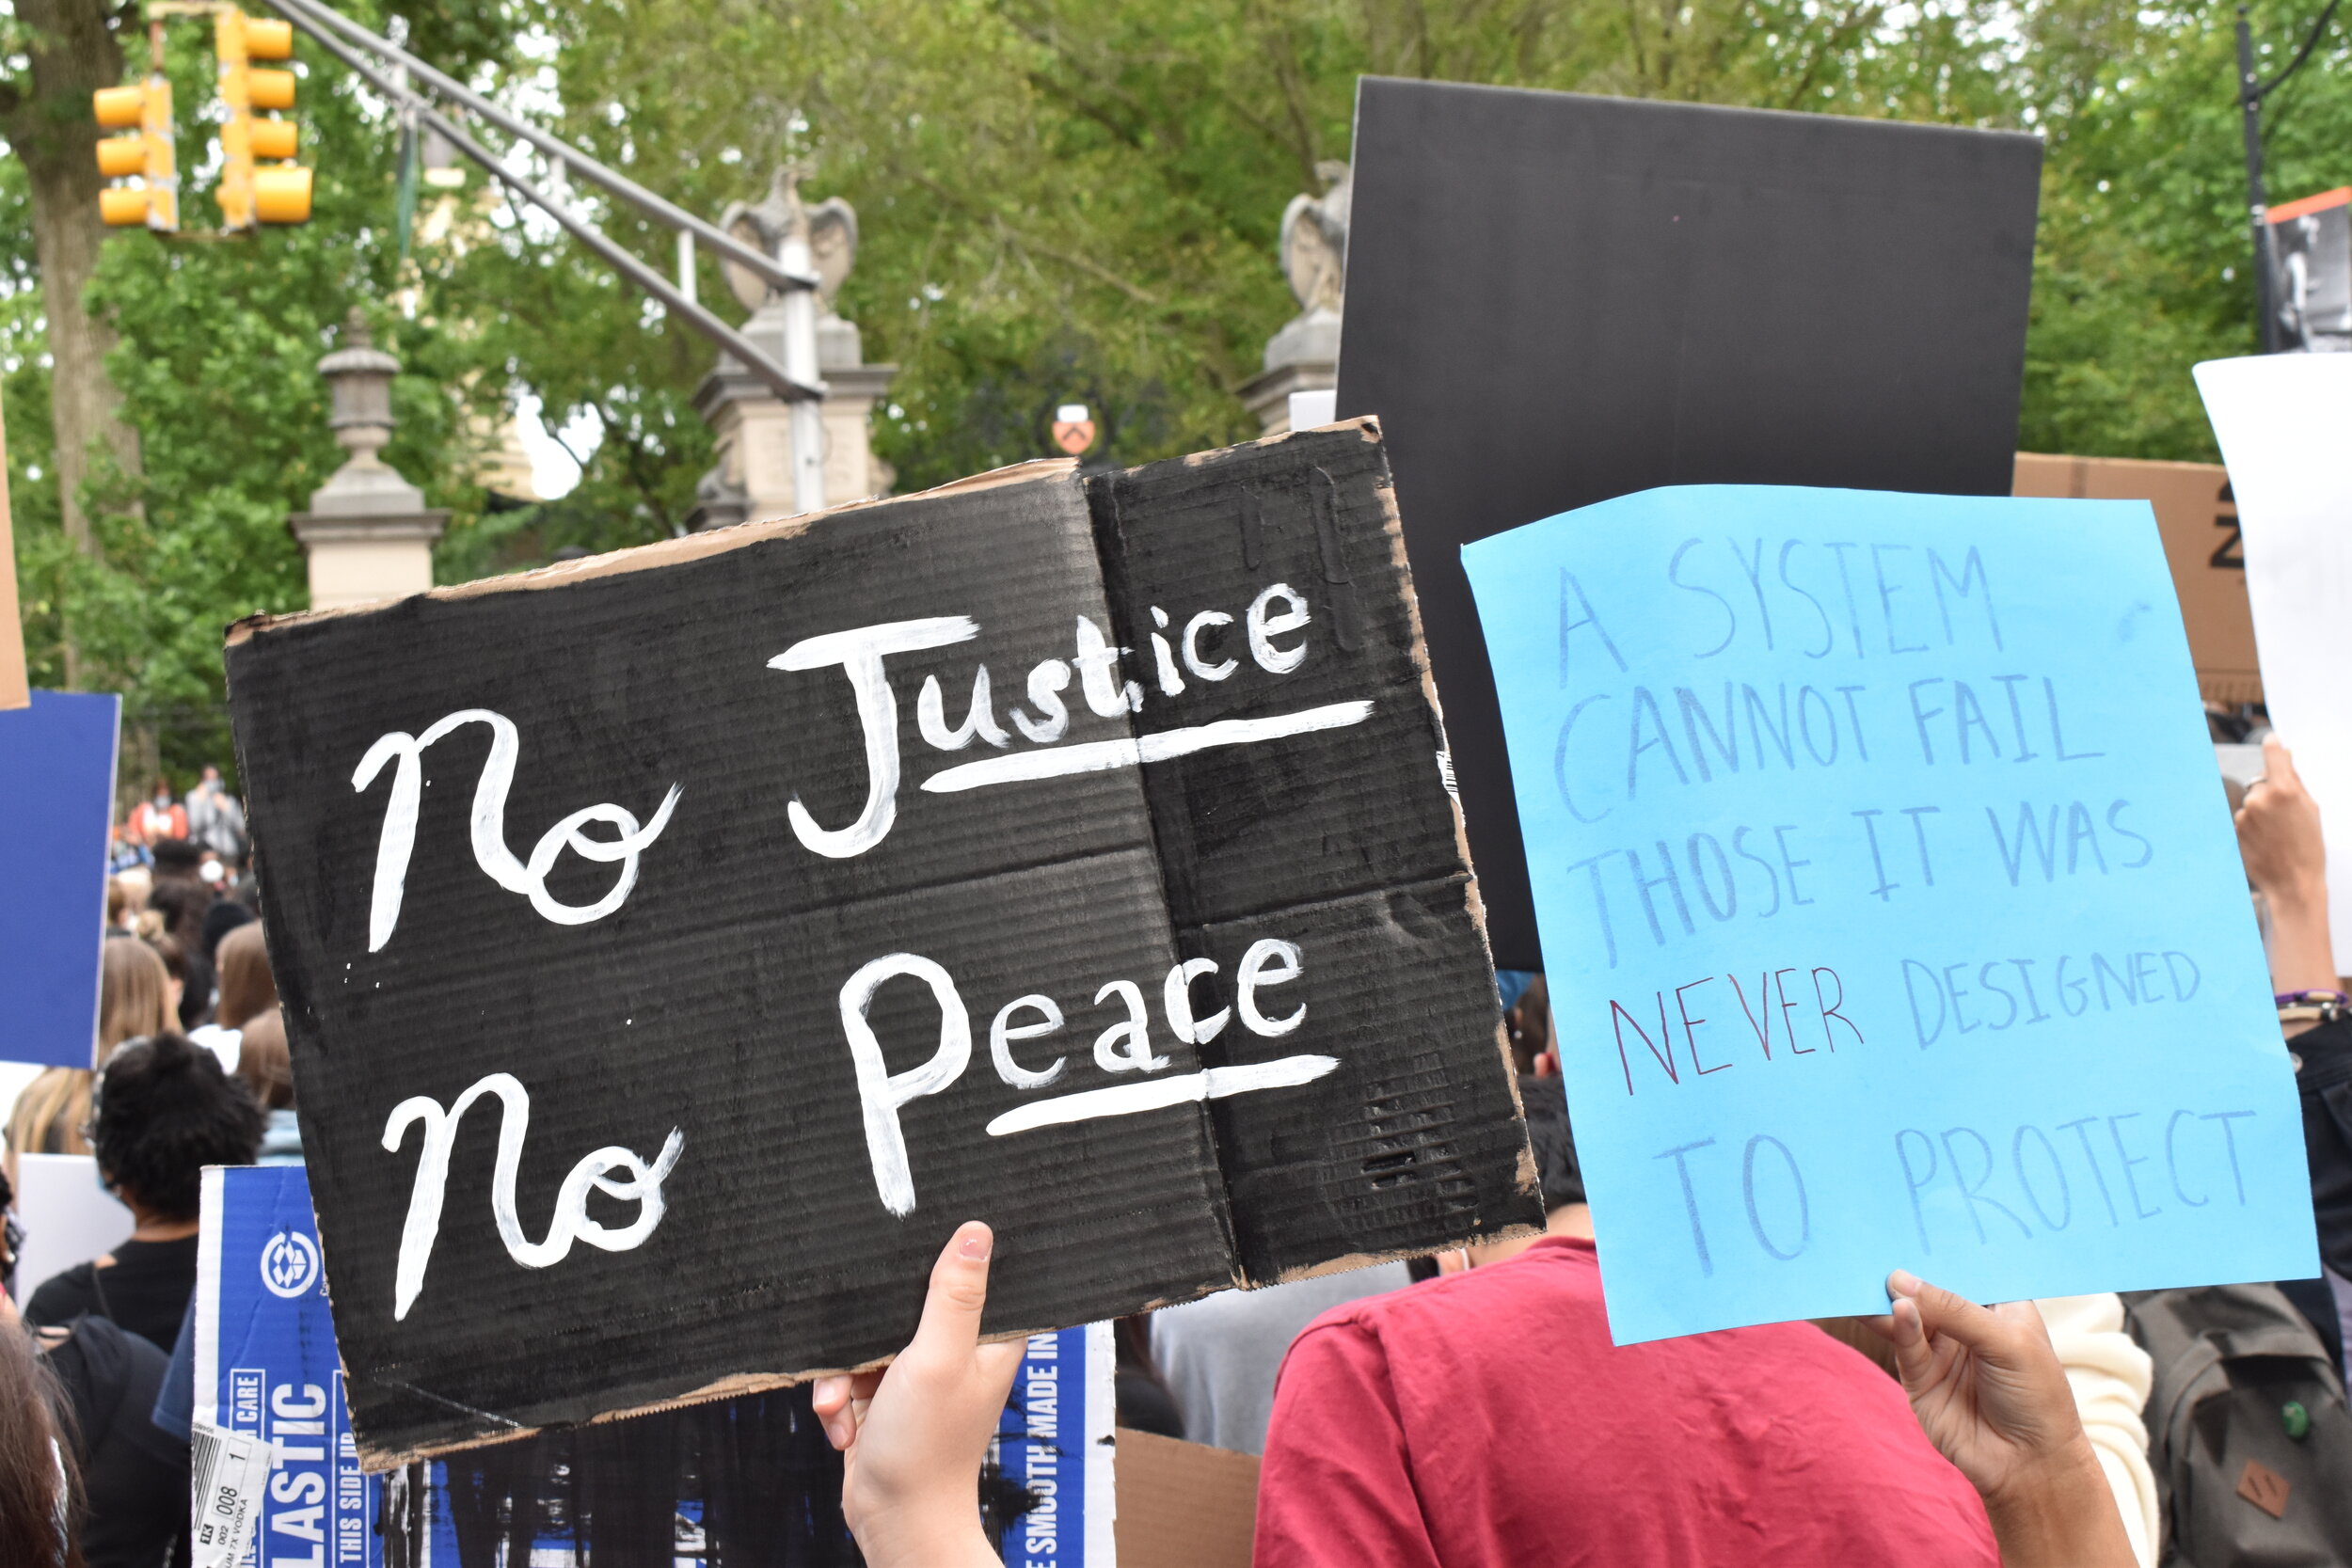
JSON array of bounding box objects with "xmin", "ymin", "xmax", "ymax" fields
[{"xmin": 24, "ymin": 1034, "xmax": 262, "ymax": 1351}]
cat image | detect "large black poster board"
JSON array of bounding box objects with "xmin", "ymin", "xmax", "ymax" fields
[
  {"xmin": 1336, "ymin": 78, "xmax": 2042, "ymax": 969},
  {"xmin": 227, "ymin": 421, "xmax": 1540, "ymax": 1466}
]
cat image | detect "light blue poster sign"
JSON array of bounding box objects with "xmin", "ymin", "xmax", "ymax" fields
[{"xmin": 1463, "ymin": 486, "xmax": 2317, "ymax": 1343}]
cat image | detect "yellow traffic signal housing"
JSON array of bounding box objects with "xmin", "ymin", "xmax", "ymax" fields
[
  {"xmin": 215, "ymin": 7, "xmax": 310, "ymax": 230},
  {"xmin": 92, "ymin": 77, "xmax": 178, "ymax": 231}
]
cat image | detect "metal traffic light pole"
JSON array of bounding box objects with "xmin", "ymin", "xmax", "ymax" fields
[
  {"xmin": 2232, "ymin": 0, "xmax": 2345, "ymax": 355},
  {"xmin": 265, "ymin": 0, "xmax": 830, "ymax": 507},
  {"xmin": 2233, "ymin": 10, "xmax": 2278, "ymax": 354},
  {"xmin": 268, "ymin": 0, "xmax": 811, "ymax": 299}
]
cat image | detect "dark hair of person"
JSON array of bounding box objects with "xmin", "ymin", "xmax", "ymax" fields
[
  {"xmin": 0, "ymin": 1328, "xmax": 82, "ymax": 1567},
  {"xmin": 143, "ymin": 879, "xmax": 208, "ymax": 948},
  {"xmin": 147, "ymin": 837, "xmax": 201, "ymax": 881},
  {"xmin": 234, "ymin": 1009, "xmax": 294, "ymax": 1112},
  {"xmin": 1518, "ymin": 1074, "xmax": 1585, "ymax": 1211},
  {"xmin": 214, "ymin": 924, "xmax": 278, "ymax": 1031},
  {"xmin": 200, "ymin": 898, "xmax": 253, "ymax": 963},
  {"xmin": 91, "ymin": 1034, "xmax": 262, "ymax": 1221},
  {"xmin": 138, "ymin": 929, "xmax": 185, "ymax": 992},
  {"xmin": 1504, "ymin": 975, "xmax": 1551, "ymax": 1076}
]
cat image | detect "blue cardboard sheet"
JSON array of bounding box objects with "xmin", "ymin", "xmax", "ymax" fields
[
  {"xmin": 0, "ymin": 690, "xmax": 118, "ymax": 1068},
  {"xmin": 195, "ymin": 1164, "xmax": 399, "ymax": 1566},
  {"xmin": 1463, "ymin": 486, "xmax": 2318, "ymax": 1343},
  {"xmin": 994, "ymin": 1323, "xmax": 1114, "ymax": 1568}
]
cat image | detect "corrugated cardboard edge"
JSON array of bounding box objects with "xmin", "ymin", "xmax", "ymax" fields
[
  {"xmin": 227, "ymin": 456, "xmax": 1080, "ymax": 648},
  {"xmin": 355, "ymin": 1326, "xmax": 1054, "ymax": 1472},
  {"xmin": 1279, "ymin": 416, "xmax": 1545, "ymax": 1281},
  {"xmin": 356, "ymin": 1269, "xmax": 1269, "ymax": 1470},
  {"xmin": 1180, "ymin": 416, "xmax": 1544, "ymax": 1288}
]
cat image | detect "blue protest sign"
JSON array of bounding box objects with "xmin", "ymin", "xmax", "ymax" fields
[
  {"xmin": 995, "ymin": 1323, "xmax": 1114, "ymax": 1568},
  {"xmin": 1463, "ymin": 485, "xmax": 2317, "ymax": 1343},
  {"xmin": 194, "ymin": 1164, "xmax": 402, "ymax": 1568},
  {"xmin": 0, "ymin": 691, "xmax": 118, "ymax": 1068},
  {"xmin": 196, "ymin": 1164, "xmax": 1112, "ymax": 1565}
]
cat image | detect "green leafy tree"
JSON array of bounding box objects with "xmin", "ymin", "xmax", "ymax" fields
[
  {"xmin": 6, "ymin": 0, "xmax": 2348, "ymax": 791},
  {"xmin": 5, "ymin": 2, "xmax": 505, "ymax": 784}
]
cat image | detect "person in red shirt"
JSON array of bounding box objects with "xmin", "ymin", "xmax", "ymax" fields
[
  {"xmin": 126, "ymin": 779, "xmax": 186, "ymax": 847},
  {"xmin": 811, "ymin": 1221, "xmax": 2131, "ymax": 1568},
  {"xmin": 1249, "ymin": 1082, "xmax": 2122, "ymax": 1568},
  {"xmin": 808, "ymin": 1084, "xmax": 2134, "ymax": 1568}
]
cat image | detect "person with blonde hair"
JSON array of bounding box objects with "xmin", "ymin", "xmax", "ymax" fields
[
  {"xmin": 4, "ymin": 941, "xmax": 173, "ymax": 1188},
  {"xmin": 211, "ymin": 924, "xmax": 276, "ymax": 1032},
  {"xmin": 190, "ymin": 923, "xmax": 277, "ymax": 1074}
]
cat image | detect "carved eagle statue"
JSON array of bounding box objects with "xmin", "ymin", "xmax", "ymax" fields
[
  {"xmin": 1279, "ymin": 160, "xmax": 1352, "ymax": 316},
  {"xmin": 720, "ymin": 162, "xmax": 859, "ymax": 314}
]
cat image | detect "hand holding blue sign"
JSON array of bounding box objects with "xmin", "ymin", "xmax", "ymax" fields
[
  {"xmin": 1465, "ymin": 485, "xmax": 2317, "ymax": 1342},
  {"xmin": 1869, "ymin": 1271, "xmax": 2137, "ymax": 1568}
]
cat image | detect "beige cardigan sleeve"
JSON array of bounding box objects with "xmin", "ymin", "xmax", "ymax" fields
[{"xmin": 2037, "ymin": 1293, "xmax": 2159, "ymax": 1568}]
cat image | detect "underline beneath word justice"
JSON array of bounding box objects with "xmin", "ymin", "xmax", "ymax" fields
[{"xmin": 922, "ymin": 702, "xmax": 1373, "ymax": 792}]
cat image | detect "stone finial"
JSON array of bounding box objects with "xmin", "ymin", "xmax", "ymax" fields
[
  {"xmin": 317, "ymin": 309, "xmax": 404, "ymax": 458},
  {"xmin": 288, "ymin": 306, "xmax": 448, "ymax": 610}
]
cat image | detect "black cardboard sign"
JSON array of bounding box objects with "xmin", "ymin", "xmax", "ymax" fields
[
  {"xmin": 1336, "ymin": 78, "xmax": 2043, "ymax": 969},
  {"xmin": 226, "ymin": 421, "xmax": 1540, "ymax": 1466}
]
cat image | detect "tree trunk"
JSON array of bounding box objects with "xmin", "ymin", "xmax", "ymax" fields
[{"xmin": 6, "ymin": 0, "xmax": 140, "ymax": 686}]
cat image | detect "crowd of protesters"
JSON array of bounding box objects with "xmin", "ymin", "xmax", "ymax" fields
[
  {"xmin": 0, "ymin": 766, "xmax": 296, "ymax": 1566},
  {"xmin": 5, "ymin": 744, "xmax": 2351, "ymax": 1565}
]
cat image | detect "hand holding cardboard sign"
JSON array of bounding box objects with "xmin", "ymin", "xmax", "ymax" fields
[
  {"xmin": 1871, "ymin": 1272, "xmax": 2133, "ymax": 1568},
  {"xmin": 814, "ymin": 1221, "xmax": 1024, "ymax": 1567}
]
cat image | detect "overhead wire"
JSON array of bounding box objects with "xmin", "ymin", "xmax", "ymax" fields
[
  {"xmin": 267, "ymin": 0, "xmax": 814, "ymax": 295},
  {"xmin": 266, "ymin": 0, "xmax": 820, "ymax": 404},
  {"xmin": 2250, "ymin": 0, "xmax": 2345, "ymax": 98}
]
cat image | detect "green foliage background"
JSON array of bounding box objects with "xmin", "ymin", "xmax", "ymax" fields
[{"xmin": 3, "ymin": 0, "xmax": 2347, "ymax": 784}]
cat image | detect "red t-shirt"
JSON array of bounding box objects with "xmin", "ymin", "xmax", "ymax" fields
[{"xmin": 1255, "ymin": 1237, "xmax": 1998, "ymax": 1568}]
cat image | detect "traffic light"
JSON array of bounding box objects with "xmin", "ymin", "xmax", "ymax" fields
[
  {"xmin": 91, "ymin": 76, "xmax": 178, "ymax": 231},
  {"xmin": 215, "ymin": 7, "xmax": 310, "ymax": 230}
]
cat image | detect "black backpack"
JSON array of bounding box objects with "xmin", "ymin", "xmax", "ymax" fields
[{"xmin": 2124, "ymin": 1283, "xmax": 2352, "ymax": 1565}]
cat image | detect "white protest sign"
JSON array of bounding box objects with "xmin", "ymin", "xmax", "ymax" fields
[
  {"xmin": 12, "ymin": 1152, "xmax": 134, "ymax": 1293},
  {"xmin": 2195, "ymin": 354, "xmax": 2352, "ymax": 975}
]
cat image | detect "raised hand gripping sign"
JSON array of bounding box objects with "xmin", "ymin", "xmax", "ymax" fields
[
  {"xmin": 1463, "ymin": 485, "xmax": 2317, "ymax": 1344},
  {"xmin": 228, "ymin": 422, "xmax": 1538, "ymax": 1466}
]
